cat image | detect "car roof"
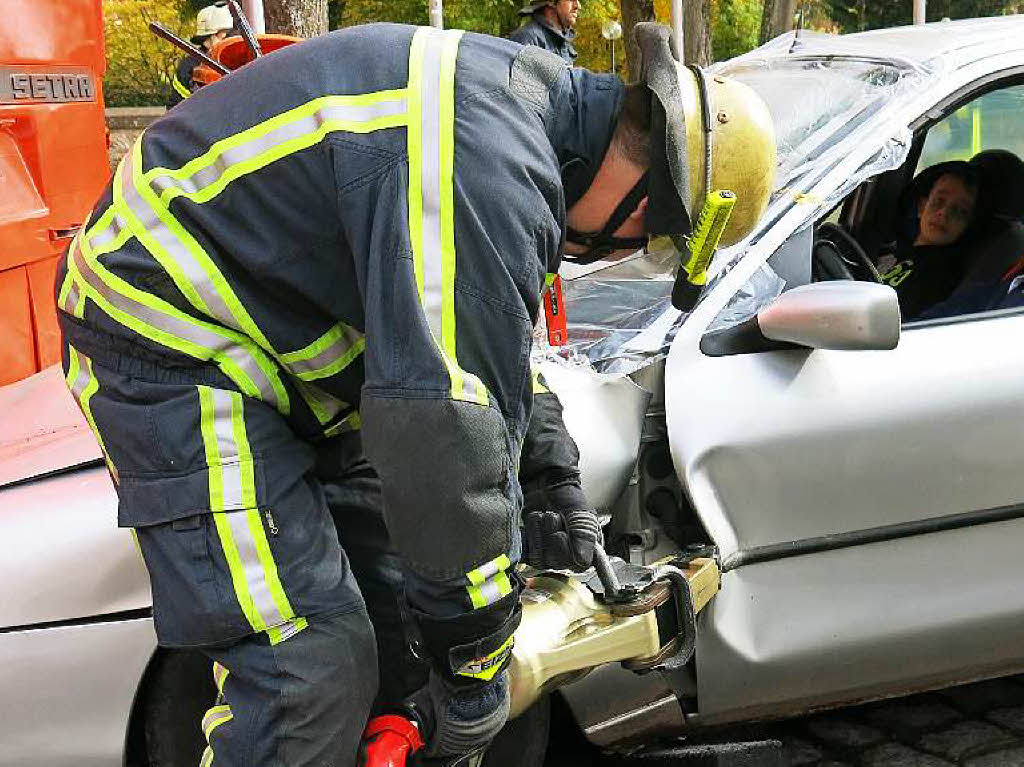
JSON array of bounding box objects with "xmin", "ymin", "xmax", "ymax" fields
[{"xmin": 753, "ymin": 16, "xmax": 1024, "ymax": 72}]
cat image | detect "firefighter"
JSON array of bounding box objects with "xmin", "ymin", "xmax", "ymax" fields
[
  {"xmin": 509, "ymin": 0, "xmax": 580, "ymax": 63},
  {"xmin": 167, "ymin": 1, "xmax": 235, "ymax": 108},
  {"xmin": 57, "ymin": 22, "xmax": 773, "ymax": 767}
]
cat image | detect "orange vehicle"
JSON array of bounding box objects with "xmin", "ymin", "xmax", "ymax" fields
[{"xmin": 0, "ymin": 0, "xmax": 110, "ymax": 386}]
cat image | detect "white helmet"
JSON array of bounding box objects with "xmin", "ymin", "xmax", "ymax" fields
[{"xmin": 196, "ymin": 2, "xmax": 234, "ymax": 38}]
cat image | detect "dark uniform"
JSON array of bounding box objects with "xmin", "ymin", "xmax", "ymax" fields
[
  {"xmin": 57, "ymin": 23, "xmax": 604, "ymax": 766},
  {"xmin": 167, "ymin": 53, "xmax": 200, "ymax": 108},
  {"xmin": 509, "ymin": 12, "xmax": 578, "ymax": 63}
]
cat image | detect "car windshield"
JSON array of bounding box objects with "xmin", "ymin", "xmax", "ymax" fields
[
  {"xmin": 550, "ymin": 48, "xmax": 928, "ymax": 377},
  {"xmin": 719, "ymin": 56, "xmax": 906, "ymax": 189}
]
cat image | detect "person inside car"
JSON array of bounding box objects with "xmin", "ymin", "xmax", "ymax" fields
[{"xmin": 876, "ymin": 160, "xmax": 987, "ymax": 320}]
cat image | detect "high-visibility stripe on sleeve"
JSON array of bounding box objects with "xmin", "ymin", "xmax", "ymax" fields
[
  {"xmin": 465, "ymin": 554, "xmax": 513, "ymax": 610},
  {"xmin": 67, "ymin": 219, "xmax": 290, "ymax": 414},
  {"xmin": 279, "ymin": 322, "xmax": 365, "ymax": 381},
  {"xmin": 202, "ymin": 704, "xmax": 233, "ymax": 740},
  {"xmin": 200, "ymin": 746, "xmax": 214, "ymax": 767},
  {"xmin": 171, "ymin": 74, "xmax": 191, "ymax": 99},
  {"xmin": 198, "ymin": 386, "xmax": 295, "ymax": 634},
  {"xmin": 407, "ymin": 27, "xmax": 490, "ymax": 407}
]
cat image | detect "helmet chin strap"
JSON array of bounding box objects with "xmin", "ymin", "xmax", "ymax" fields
[{"xmin": 563, "ymin": 173, "xmax": 649, "ymax": 265}]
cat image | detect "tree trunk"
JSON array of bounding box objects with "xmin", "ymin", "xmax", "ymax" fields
[
  {"xmin": 759, "ymin": 0, "xmax": 797, "ymax": 44},
  {"xmin": 263, "ymin": 0, "xmax": 328, "ymax": 38},
  {"xmin": 683, "ymin": 0, "xmax": 712, "ymax": 65},
  {"xmin": 620, "ymin": 0, "xmax": 655, "ymax": 80}
]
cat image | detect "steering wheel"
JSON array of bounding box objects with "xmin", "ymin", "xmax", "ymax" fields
[{"xmin": 813, "ymin": 222, "xmax": 882, "ymax": 283}]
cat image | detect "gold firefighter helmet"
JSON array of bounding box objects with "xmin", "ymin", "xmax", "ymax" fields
[{"xmin": 635, "ymin": 23, "xmax": 776, "ymax": 247}]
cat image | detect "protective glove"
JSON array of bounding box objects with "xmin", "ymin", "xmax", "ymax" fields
[
  {"xmin": 417, "ymin": 670, "xmax": 510, "ymax": 758},
  {"xmin": 522, "ymin": 507, "xmax": 603, "ymax": 571}
]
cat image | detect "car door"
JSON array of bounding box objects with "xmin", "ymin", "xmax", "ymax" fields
[{"xmin": 663, "ymin": 79, "xmax": 1024, "ymax": 725}]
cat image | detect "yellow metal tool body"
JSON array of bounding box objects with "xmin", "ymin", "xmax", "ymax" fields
[{"xmin": 508, "ymin": 557, "xmax": 720, "ymax": 718}]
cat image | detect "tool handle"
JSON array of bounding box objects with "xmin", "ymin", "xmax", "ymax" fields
[
  {"xmin": 592, "ymin": 544, "xmax": 622, "ymax": 599},
  {"xmin": 148, "ymin": 22, "xmax": 230, "ymax": 75},
  {"xmin": 361, "ymin": 715, "xmax": 424, "ymax": 767},
  {"xmin": 671, "ymin": 190, "xmax": 736, "ymax": 312},
  {"xmin": 225, "ymin": 0, "xmax": 263, "ymax": 59}
]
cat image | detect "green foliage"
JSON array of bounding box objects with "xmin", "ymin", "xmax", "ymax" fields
[
  {"xmin": 711, "ymin": 0, "xmax": 761, "ymax": 60},
  {"xmin": 103, "ymin": 0, "xmax": 191, "ymax": 106}
]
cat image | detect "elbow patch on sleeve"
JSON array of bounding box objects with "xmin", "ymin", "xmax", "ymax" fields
[{"xmin": 361, "ymin": 393, "xmax": 518, "ymax": 582}]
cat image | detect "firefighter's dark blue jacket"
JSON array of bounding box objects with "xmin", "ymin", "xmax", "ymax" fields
[
  {"xmin": 509, "ymin": 13, "xmax": 578, "ymax": 63},
  {"xmin": 57, "ymin": 23, "xmax": 595, "ymax": 678}
]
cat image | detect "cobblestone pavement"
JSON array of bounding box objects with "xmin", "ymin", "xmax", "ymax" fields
[{"xmin": 754, "ymin": 674, "xmax": 1024, "ymax": 766}]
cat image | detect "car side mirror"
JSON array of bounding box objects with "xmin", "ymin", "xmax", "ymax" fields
[{"xmin": 700, "ymin": 282, "xmax": 901, "ymax": 356}]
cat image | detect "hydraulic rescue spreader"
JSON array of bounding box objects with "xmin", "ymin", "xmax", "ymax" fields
[{"xmin": 361, "ymin": 546, "xmax": 720, "ymax": 767}]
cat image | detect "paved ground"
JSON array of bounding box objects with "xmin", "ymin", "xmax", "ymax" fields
[
  {"xmin": 772, "ymin": 675, "xmax": 1024, "ymax": 767},
  {"xmin": 677, "ymin": 674, "xmax": 1024, "ymax": 766}
]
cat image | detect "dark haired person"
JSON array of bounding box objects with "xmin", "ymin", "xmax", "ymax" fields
[
  {"xmin": 509, "ymin": 0, "xmax": 581, "ymax": 62},
  {"xmin": 877, "ymin": 161, "xmax": 985, "ymax": 319}
]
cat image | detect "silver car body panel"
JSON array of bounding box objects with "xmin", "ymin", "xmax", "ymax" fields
[
  {"xmin": 696, "ymin": 521, "xmax": 1024, "ymax": 725},
  {"xmin": 661, "ymin": 17, "xmax": 1024, "ymax": 726},
  {"xmin": 0, "ymin": 618, "xmax": 156, "ymax": 767},
  {"xmin": 537, "ymin": 359, "xmax": 651, "ymax": 511},
  {"xmin": 0, "ymin": 463, "xmax": 151, "ymax": 629}
]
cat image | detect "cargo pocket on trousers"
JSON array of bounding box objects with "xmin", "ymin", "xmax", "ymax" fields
[{"xmin": 135, "ymin": 514, "xmax": 238, "ymax": 647}]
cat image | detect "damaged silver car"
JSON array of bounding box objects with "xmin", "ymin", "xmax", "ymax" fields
[{"xmin": 4, "ymin": 15, "xmax": 1024, "ymax": 767}]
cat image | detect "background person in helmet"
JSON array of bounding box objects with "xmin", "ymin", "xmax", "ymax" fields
[
  {"xmin": 509, "ymin": 0, "xmax": 580, "ymax": 63},
  {"xmin": 166, "ymin": 1, "xmax": 235, "ymax": 108},
  {"xmin": 57, "ymin": 22, "xmax": 773, "ymax": 767}
]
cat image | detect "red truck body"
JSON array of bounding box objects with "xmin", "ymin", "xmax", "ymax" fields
[{"xmin": 0, "ymin": 0, "xmax": 109, "ymax": 386}]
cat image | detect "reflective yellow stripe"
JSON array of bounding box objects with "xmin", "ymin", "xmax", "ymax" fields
[
  {"xmin": 172, "ymin": 75, "xmax": 191, "ymax": 99},
  {"xmin": 64, "ymin": 344, "xmax": 115, "ymax": 475},
  {"xmin": 200, "ymin": 746, "xmax": 214, "ymax": 767},
  {"xmin": 531, "ymin": 370, "xmax": 549, "ymax": 395},
  {"xmin": 199, "ymin": 386, "xmax": 295, "ymax": 633},
  {"xmin": 455, "ymin": 634, "xmax": 515, "ymax": 682},
  {"xmin": 148, "ymin": 91, "xmax": 409, "ymax": 205},
  {"xmin": 466, "ymin": 554, "xmax": 513, "ymax": 610},
  {"xmin": 212, "ymin": 662, "xmax": 229, "ymax": 695},
  {"xmin": 280, "ymin": 323, "xmax": 366, "ymax": 381},
  {"xmin": 68, "ymin": 209, "xmax": 290, "ymax": 414},
  {"xmin": 407, "ymin": 27, "xmax": 489, "ymax": 406},
  {"xmin": 202, "ymin": 704, "xmax": 233, "ymax": 740}
]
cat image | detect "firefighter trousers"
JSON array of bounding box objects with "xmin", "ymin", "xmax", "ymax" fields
[{"xmin": 61, "ymin": 336, "xmax": 427, "ymax": 766}]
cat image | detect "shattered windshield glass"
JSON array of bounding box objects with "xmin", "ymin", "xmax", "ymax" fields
[{"xmin": 550, "ymin": 44, "xmax": 933, "ymax": 376}]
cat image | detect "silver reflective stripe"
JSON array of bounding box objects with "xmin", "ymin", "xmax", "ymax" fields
[
  {"xmin": 88, "ymin": 211, "xmax": 129, "ymax": 251},
  {"xmin": 210, "ymin": 388, "xmax": 247, "ymax": 510},
  {"xmin": 474, "ymin": 557, "xmax": 504, "ymax": 582},
  {"xmin": 222, "ymin": 508, "xmax": 285, "ymax": 629},
  {"xmin": 149, "ymin": 98, "xmax": 409, "ymax": 200},
  {"xmin": 65, "ymin": 280, "xmax": 83, "ymax": 318},
  {"xmin": 410, "ymin": 29, "xmax": 485, "ymax": 405},
  {"xmin": 71, "ymin": 246, "xmax": 281, "ymax": 405},
  {"xmin": 417, "ymin": 31, "xmax": 446, "ymax": 345},
  {"xmin": 120, "ymin": 150, "xmax": 236, "ymax": 327},
  {"xmin": 281, "ymin": 323, "xmax": 365, "ymax": 380},
  {"xmin": 66, "ymin": 346, "xmax": 90, "ymax": 400},
  {"xmin": 201, "ymin": 388, "xmax": 290, "ymax": 631},
  {"xmin": 478, "ymin": 579, "xmax": 503, "ymax": 605}
]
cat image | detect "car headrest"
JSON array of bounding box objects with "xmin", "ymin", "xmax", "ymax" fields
[{"xmin": 969, "ymin": 150, "xmax": 1024, "ymax": 221}]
